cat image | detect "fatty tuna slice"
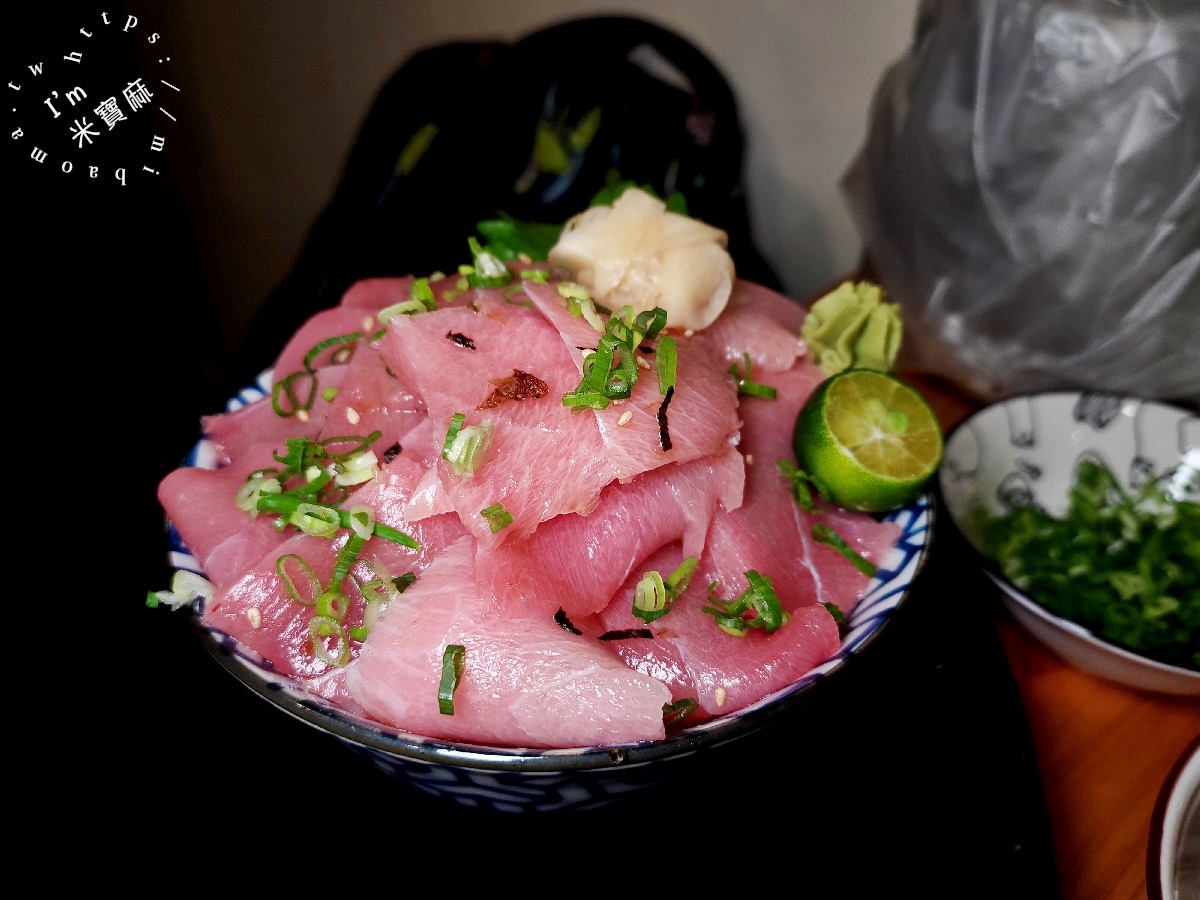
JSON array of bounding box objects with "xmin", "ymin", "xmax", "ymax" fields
[
  {"xmin": 346, "ymin": 537, "xmax": 673, "ymax": 748},
  {"xmin": 595, "ymin": 542, "xmax": 841, "ymax": 720},
  {"xmin": 158, "ymin": 441, "xmax": 291, "ymax": 586},
  {"xmin": 700, "ymin": 363, "xmax": 897, "ymax": 617},
  {"xmin": 523, "ymin": 279, "xmax": 741, "ymax": 482},
  {"xmin": 477, "ymin": 445, "xmax": 745, "ymax": 620},
  {"xmin": 200, "ymin": 365, "xmax": 350, "ymax": 468},
  {"xmin": 339, "ymin": 276, "xmax": 415, "ymax": 310},
  {"xmin": 381, "ymin": 296, "xmax": 612, "ymax": 547},
  {"xmin": 698, "ymin": 279, "xmax": 808, "ymax": 374},
  {"xmin": 201, "ymin": 456, "xmax": 464, "ymax": 679}
]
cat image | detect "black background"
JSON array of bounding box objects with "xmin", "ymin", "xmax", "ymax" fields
[{"xmin": 9, "ymin": 5, "xmax": 1059, "ymax": 894}]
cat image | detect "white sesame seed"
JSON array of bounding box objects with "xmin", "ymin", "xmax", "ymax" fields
[
  {"xmin": 346, "ymin": 407, "xmax": 361, "ymax": 425},
  {"xmin": 715, "ymin": 687, "xmax": 727, "ymax": 707},
  {"xmin": 636, "ymin": 355, "xmax": 651, "ymax": 370},
  {"xmin": 296, "ymin": 409, "xmax": 310, "ymax": 423},
  {"xmin": 745, "ymin": 454, "xmax": 754, "ymax": 465},
  {"xmin": 684, "ymin": 329, "xmax": 695, "ymax": 338},
  {"xmin": 247, "ymin": 607, "xmax": 263, "ymax": 629},
  {"xmin": 617, "ymin": 411, "xmax": 633, "ymax": 427},
  {"xmin": 362, "ymin": 315, "xmax": 375, "ymax": 331},
  {"xmin": 333, "ymin": 347, "xmax": 352, "ymax": 364}
]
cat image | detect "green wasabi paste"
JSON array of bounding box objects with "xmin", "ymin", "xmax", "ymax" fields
[{"xmin": 801, "ymin": 280, "xmax": 902, "ymax": 376}]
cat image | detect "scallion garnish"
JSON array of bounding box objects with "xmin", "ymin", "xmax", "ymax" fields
[
  {"xmin": 776, "ymin": 459, "xmax": 830, "ymax": 511},
  {"xmin": 277, "ymin": 553, "xmax": 321, "ymax": 606},
  {"xmin": 466, "ymin": 236, "xmax": 513, "ymax": 288},
  {"xmin": 701, "ymin": 570, "xmax": 789, "ymax": 635},
  {"xmin": 656, "ymin": 334, "xmax": 677, "ymax": 395},
  {"xmin": 730, "ymin": 352, "xmax": 777, "ymax": 399},
  {"xmin": 632, "ymin": 556, "xmax": 698, "ymax": 623},
  {"xmin": 442, "ymin": 412, "xmax": 465, "ymax": 458},
  {"xmin": 438, "ymin": 644, "xmax": 466, "ymax": 714},
  {"xmin": 445, "ymin": 420, "xmax": 495, "ymax": 477},
  {"xmin": 481, "ymin": 502, "xmax": 514, "ymax": 533},
  {"xmin": 309, "ymin": 615, "xmax": 349, "ymax": 667},
  {"xmin": 812, "ymin": 524, "xmax": 876, "ymax": 577},
  {"xmin": 662, "ymin": 698, "xmax": 698, "ymax": 726},
  {"xmin": 255, "ymin": 493, "xmax": 419, "ymax": 549}
]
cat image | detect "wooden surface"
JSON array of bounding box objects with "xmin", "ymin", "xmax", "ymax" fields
[{"xmin": 909, "ymin": 371, "xmax": 1200, "ymax": 900}]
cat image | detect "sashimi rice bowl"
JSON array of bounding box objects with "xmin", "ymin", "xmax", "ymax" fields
[{"xmin": 150, "ymin": 188, "xmax": 937, "ymax": 811}]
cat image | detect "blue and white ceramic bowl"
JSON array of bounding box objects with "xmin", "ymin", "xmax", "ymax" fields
[
  {"xmin": 166, "ymin": 372, "xmax": 934, "ymax": 814},
  {"xmin": 937, "ymin": 390, "xmax": 1200, "ymax": 697}
]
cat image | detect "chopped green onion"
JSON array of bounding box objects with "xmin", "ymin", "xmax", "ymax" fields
[
  {"xmin": 410, "ymin": 276, "xmax": 437, "ymax": 310},
  {"xmin": 378, "ymin": 299, "xmax": 430, "ymax": 321},
  {"xmin": 442, "ymin": 412, "xmax": 465, "ymax": 458},
  {"xmin": 255, "ymin": 493, "xmax": 419, "ymax": 549},
  {"xmin": 316, "ymin": 589, "xmax": 350, "ymax": 623},
  {"xmin": 290, "ymin": 502, "xmax": 342, "ymax": 538},
  {"xmin": 145, "ymin": 570, "xmax": 215, "ymax": 611},
  {"xmin": 481, "ymin": 502, "xmax": 514, "ymax": 533},
  {"xmin": 302, "ymin": 332, "xmax": 362, "ymax": 372},
  {"xmin": 701, "ymin": 570, "xmax": 788, "ymax": 635},
  {"xmin": 632, "ymin": 556, "xmax": 698, "ymax": 623},
  {"xmin": 776, "ymin": 459, "xmax": 830, "ymax": 511},
  {"xmin": 656, "ymin": 335, "xmax": 677, "ymax": 394},
  {"xmin": 812, "ymin": 524, "xmax": 876, "ymax": 577},
  {"xmin": 444, "ymin": 420, "xmax": 495, "ymax": 477},
  {"xmin": 277, "ymin": 553, "xmax": 322, "ymax": 606},
  {"xmin": 730, "ymin": 352, "xmax": 777, "ymax": 399},
  {"xmin": 438, "ymin": 644, "xmax": 466, "ymax": 714},
  {"xmin": 309, "ymin": 616, "xmax": 349, "ymax": 667},
  {"xmin": 662, "ymin": 698, "xmax": 698, "ymax": 726},
  {"xmin": 466, "ymin": 236, "xmax": 513, "ymax": 288}
]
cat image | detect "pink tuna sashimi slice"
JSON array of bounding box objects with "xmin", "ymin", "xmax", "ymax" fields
[
  {"xmin": 700, "ymin": 362, "xmax": 897, "ymax": 616},
  {"xmin": 346, "ymin": 537, "xmax": 673, "ymax": 748},
  {"xmin": 158, "ymin": 441, "xmax": 291, "ymax": 586},
  {"xmin": 339, "ymin": 276, "xmax": 415, "ymax": 310},
  {"xmin": 201, "ymin": 456, "xmax": 464, "ymax": 679},
  {"xmin": 523, "ymin": 279, "xmax": 741, "ymax": 482},
  {"xmin": 272, "ymin": 306, "xmax": 384, "ymax": 379},
  {"xmin": 477, "ymin": 445, "xmax": 745, "ymax": 620},
  {"xmin": 595, "ymin": 542, "xmax": 841, "ymax": 719},
  {"xmin": 698, "ymin": 279, "xmax": 808, "ymax": 373},
  {"xmin": 316, "ymin": 338, "xmax": 425, "ymax": 453},
  {"xmin": 381, "ymin": 297, "xmax": 612, "ymax": 547},
  {"xmin": 201, "ymin": 365, "xmax": 350, "ymax": 467}
]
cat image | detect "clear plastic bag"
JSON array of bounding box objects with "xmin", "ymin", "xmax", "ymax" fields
[{"xmin": 842, "ymin": 0, "xmax": 1200, "ymax": 406}]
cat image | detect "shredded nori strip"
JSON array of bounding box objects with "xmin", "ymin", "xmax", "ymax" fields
[
  {"xmin": 382, "ymin": 442, "xmax": 402, "ymax": 464},
  {"xmin": 663, "ymin": 698, "xmax": 698, "ymax": 726},
  {"xmin": 554, "ymin": 608, "xmax": 582, "ymax": 635},
  {"xmin": 657, "ymin": 385, "xmax": 675, "ymax": 451},
  {"xmin": 447, "ymin": 331, "xmax": 476, "ymax": 350},
  {"xmin": 599, "ymin": 628, "xmax": 654, "ymax": 641}
]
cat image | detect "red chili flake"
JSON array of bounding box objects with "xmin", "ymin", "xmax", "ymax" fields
[
  {"xmin": 447, "ymin": 331, "xmax": 476, "ymax": 350},
  {"xmin": 477, "ymin": 369, "xmax": 549, "ymax": 410},
  {"xmin": 657, "ymin": 385, "xmax": 675, "ymax": 451}
]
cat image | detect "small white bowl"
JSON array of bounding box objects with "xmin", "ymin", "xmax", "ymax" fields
[
  {"xmin": 936, "ymin": 390, "xmax": 1200, "ymax": 696},
  {"xmin": 1149, "ymin": 736, "xmax": 1200, "ymax": 900}
]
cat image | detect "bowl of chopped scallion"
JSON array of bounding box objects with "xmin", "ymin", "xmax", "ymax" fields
[{"xmin": 937, "ymin": 391, "xmax": 1199, "ymax": 696}]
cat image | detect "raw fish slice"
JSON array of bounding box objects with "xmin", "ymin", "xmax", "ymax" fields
[
  {"xmin": 596, "ymin": 542, "xmax": 841, "ymax": 719},
  {"xmin": 701, "ymin": 364, "xmax": 898, "ymax": 616},
  {"xmin": 698, "ymin": 279, "xmax": 808, "ymax": 373},
  {"xmin": 593, "ymin": 332, "xmax": 740, "ymax": 481},
  {"xmin": 158, "ymin": 441, "xmax": 291, "ymax": 585},
  {"xmin": 316, "ymin": 339, "xmax": 425, "ymax": 452},
  {"xmin": 382, "ymin": 298, "xmax": 612, "ymax": 546},
  {"xmin": 201, "ymin": 457, "xmax": 465, "ymax": 679},
  {"xmin": 339, "ymin": 276, "xmax": 415, "ymax": 310},
  {"xmin": 346, "ymin": 537, "xmax": 673, "ymax": 747},
  {"xmin": 523, "ymin": 279, "xmax": 741, "ymax": 482},
  {"xmin": 273, "ymin": 306, "xmax": 383, "ymax": 378},
  {"xmin": 201, "ymin": 366, "xmax": 349, "ymax": 467},
  {"xmin": 477, "ymin": 446, "xmax": 745, "ymax": 619}
]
